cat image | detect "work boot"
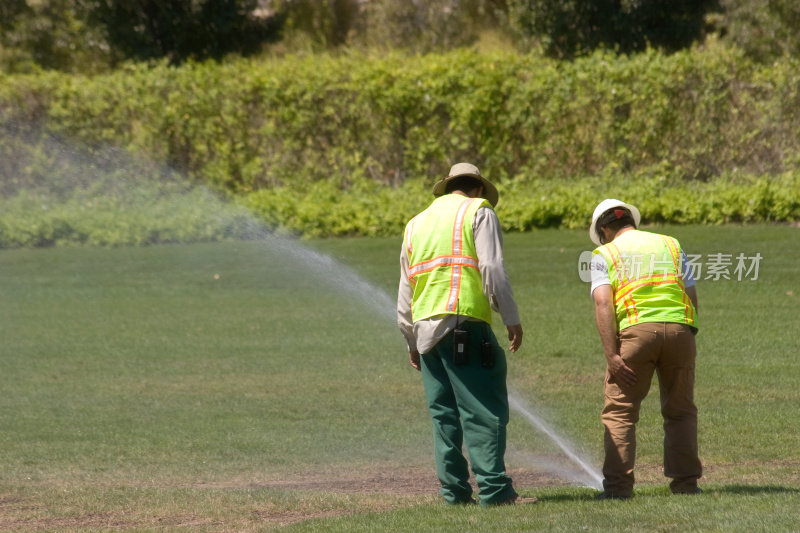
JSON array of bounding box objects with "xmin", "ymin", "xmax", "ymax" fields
[
  {"xmin": 595, "ymin": 491, "xmax": 632, "ymax": 500},
  {"xmin": 672, "ymin": 487, "xmax": 703, "ymax": 495},
  {"xmin": 670, "ymin": 478, "xmax": 702, "ymax": 495},
  {"xmin": 490, "ymin": 494, "xmax": 539, "ymax": 505}
]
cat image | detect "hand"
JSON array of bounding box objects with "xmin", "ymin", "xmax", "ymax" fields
[
  {"xmin": 408, "ymin": 350, "xmax": 421, "ymax": 371},
  {"xmin": 506, "ymin": 324, "xmax": 523, "ymax": 353},
  {"xmin": 607, "ymin": 353, "xmax": 637, "ymax": 388}
]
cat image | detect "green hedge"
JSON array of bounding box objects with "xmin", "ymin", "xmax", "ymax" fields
[
  {"xmin": 2, "ymin": 45, "xmax": 800, "ymax": 246},
  {"xmin": 2, "ymin": 44, "xmax": 800, "ymax": 192},
  {"xmin": 242, "ymin": 172, "xmax": 800, "ymax": 238},
  {"xmin": 2, "ymin": 172, "xmax": 797, "ymax": 247}
]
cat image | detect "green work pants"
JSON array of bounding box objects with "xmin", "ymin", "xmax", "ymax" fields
[{"xmin": 420, "ymin": 320, "xmax": 516, "ymax": 506}]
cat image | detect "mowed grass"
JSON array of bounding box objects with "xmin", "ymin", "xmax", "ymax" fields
[{"xmin": 1, "ymin": 224, "xmax": 798, "ymax": 531}]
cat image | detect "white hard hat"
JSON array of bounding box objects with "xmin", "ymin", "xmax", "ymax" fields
[{"xmin": 589, "ymin": 199, "xmax": 641, "ymax": 246}]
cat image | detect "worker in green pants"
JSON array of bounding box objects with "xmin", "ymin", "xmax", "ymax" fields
[{"xmin": 397, "ymin": 162, "xmax": 535, "ymax": 506}]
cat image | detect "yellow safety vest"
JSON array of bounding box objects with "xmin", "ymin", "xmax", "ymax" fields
[
  {"xmin": 404, "ymin": 194, "xmax": 492, "ymax": 324},
  {"xmin": 594, "ymin": 230, "xmax": 697, "ymax": 331}
]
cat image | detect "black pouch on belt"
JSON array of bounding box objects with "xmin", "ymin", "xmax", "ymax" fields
[
  {"xmin": 453, "ymin": 328, "xmax": 468, "ymax": 365},
  {"xmin": 481, "ymin": 340, "xmax": 495, "ymax": 369}
]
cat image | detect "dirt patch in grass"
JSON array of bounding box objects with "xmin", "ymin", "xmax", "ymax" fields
[
  {"xmin": 0, "ymin": 467, "xmax": 566, "ymax": 531},
  {"xmin": 5, "ymin": 462, "xmax": 799, "ymax": 530},
  {"xmin": 200, "ymin": 465, "xmax": 571, "ymax": 495},
  {"xmin": 241, "ymin": 466, "xmax": 570, "ymax": 527}
]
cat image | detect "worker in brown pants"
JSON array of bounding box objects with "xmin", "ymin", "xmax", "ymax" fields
[{"xmin": 588, "ymin": 199, "xmax": 703, "ymax": 499}]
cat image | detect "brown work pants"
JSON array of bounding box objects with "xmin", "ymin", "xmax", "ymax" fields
[{"xmin": 602, "ymin": 322, "xmax": 702, "ymax": 496}]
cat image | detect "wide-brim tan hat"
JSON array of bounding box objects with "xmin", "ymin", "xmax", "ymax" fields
[
  {"xmin": 432, "ymin": 162, "xmax": 499, "ymax": 207},
  {"xmin": 589, "ymin": 198, "xmax": 641, "ymax": 246}
]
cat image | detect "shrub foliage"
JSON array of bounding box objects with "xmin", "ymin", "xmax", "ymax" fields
[
  {"xmin": 1, "ymin": 45, "xmax": 799, "ymax": 245},
  {"xmin": 239, "ymin": 173, "xmax": 800, "ymax": 238},
  {"xmin": 3, "ymin": 46, "xmax": 800, "ymax": 189}
]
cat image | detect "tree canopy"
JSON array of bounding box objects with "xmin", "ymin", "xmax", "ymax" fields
[{"xmin": 0, "ymin": 0, "xmax": 798, "ymax": 73}]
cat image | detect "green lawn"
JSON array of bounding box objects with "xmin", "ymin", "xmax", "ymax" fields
[{"xmin": 1, "ymin": 224, "xmax": 798, "ymax": 531}]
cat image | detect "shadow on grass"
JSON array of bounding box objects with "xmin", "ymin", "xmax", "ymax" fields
[
  {"xmin": 532, "ymin": 483, "xmax": 800, "ymax": 503},
  {"xmin": 532, "ymin": 489, "xmax": 600, "ymax": 503},
  {"xmin": 707, "ymin": 484, "xmax": 800, "ymax": 496}
]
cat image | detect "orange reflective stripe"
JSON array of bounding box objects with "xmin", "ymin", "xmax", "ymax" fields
[
  {"xmin": 661, "ymin": 235, "xmax": 686, "ymax": 291},
  {"xmin": 408, "ymin": 255, "xmax": 480, "ymax": 278},
  {"xmin": 452, "ymin": 198, "xmax": 472, "ymax": 255},
  {"xmin": 606, "ymin": 243, "xmax": 626, "ymax": 281},
  {"xmin": 678, "ymin": 288, "xmax": 693, "ymax": 323},
  {"xmin": 448, "ymin": 198, "xmax": 475, "ymax": 311},
  {"xmin": 605, "ymin": 242, "xmax": 638, "ymax": 320},
  {"xmin": 662, "ymin": 236, "xmax": 681, "ymax": 272},
  {"xmin": 623, "ymin": 294, "xmax": 637, "ymax": 323},
  {"xmin": 447, "ymin": 265, "xmax": 461, "ymax": 311}
]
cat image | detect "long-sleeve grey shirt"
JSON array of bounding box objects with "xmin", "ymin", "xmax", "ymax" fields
[{"xmin": 397, "ymin": 205, "xmax": 520, "ymax": 355}]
